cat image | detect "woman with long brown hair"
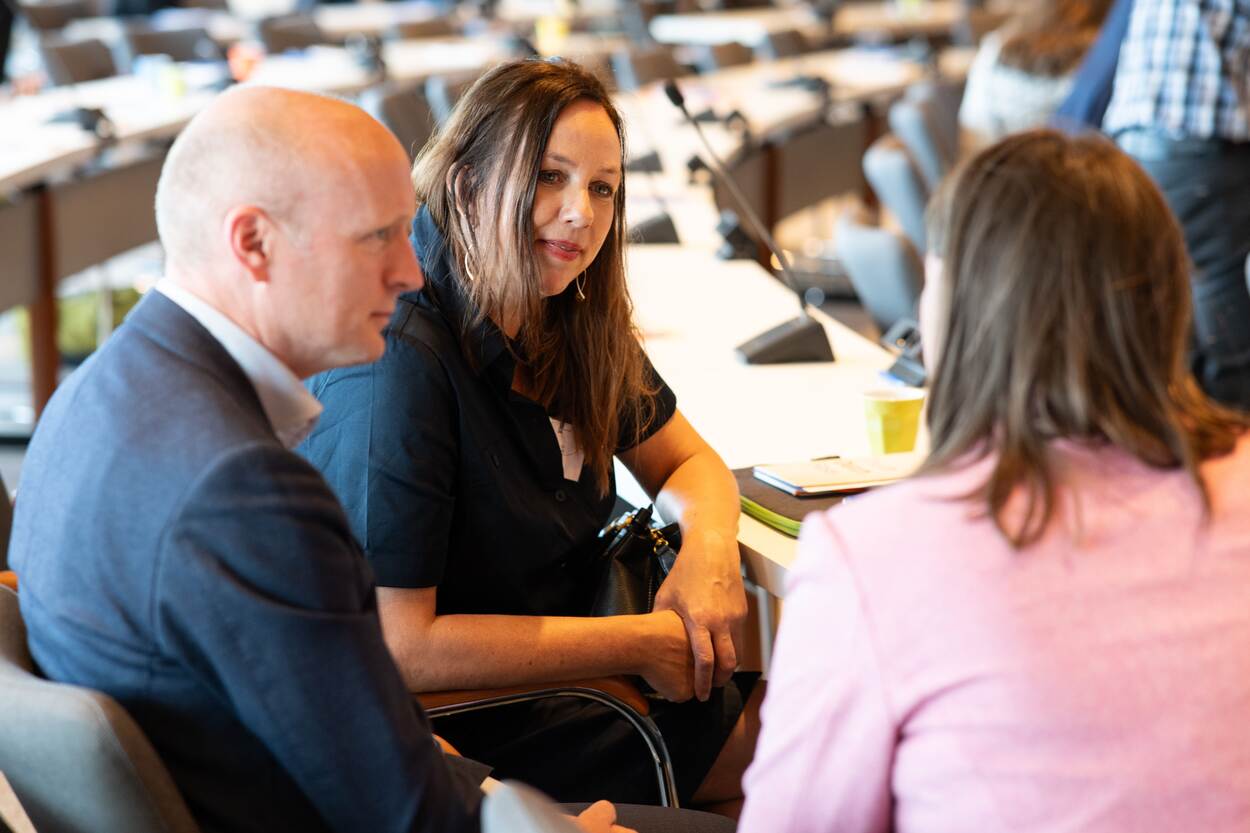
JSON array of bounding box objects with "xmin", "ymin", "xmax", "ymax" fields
[
  {"xmin": 300, "ymin": 59, "xmax": 759, "ymax": 812},
  {"xmin": 739, "ymin": 130, "xmax": 1250, "ymax": 832}
]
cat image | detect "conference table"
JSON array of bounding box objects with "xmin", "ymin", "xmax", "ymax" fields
[
  {"xmin": 0, "ymin": 32, "xmax": 965, "ymax": 419},
  {"xmin": 621, "ymin": 244, "xmax": 899, "ymax": 599},
  {"xmin": 649, "ymin": 0, "xmax": 999, "ymax": 47}
]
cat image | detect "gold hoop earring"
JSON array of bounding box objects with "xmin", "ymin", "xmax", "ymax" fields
[
  {"xmin": 462, "ymin": 254, "xmax": 477, "ymax": 283},
  {"xmin": 575, "ymin": 271, "xmax": 587, "ymax": 302}
]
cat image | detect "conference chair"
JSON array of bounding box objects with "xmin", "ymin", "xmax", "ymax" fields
[
  {"xmin": 257, "ymin": 14, "xmax": 328, "ymax": 54},
  {"xmin": 0, "ymin": 586, "xmax": 203, "ymax": 833},
  {"xmin": 426, "ymin": 72, "xmax": 480, "ymax": 125},
  {"xmin": 619, "ymin": 0, "xmax": 663, "ymax": 45},
  {"xmin": 125, "ymin": 26, "xmax": 222, "ymax": 62},
  {"xmin": 40, "ymin": 36, "xmax": 118, "ymax": 85},
  {"xmin": 887, "ymin": 81, "xmax": 962, "ymax": 192},
  {"xmin": 756, "ymin": 28, "xmax": 808, "ymax": 60},
  {"xmin": 17, "ymin": 0, "xmax": 93, "ymax": 35},
  {"xmin": 567, "ymin": 52, "xmax": 616, "ymax": 92},
  {"xmin": 862, "ymin": 133, "xmax": 929, "ymax": 254},
  {"xmin": 691, "ymin": 41, "xmax": 754, "ymax": 74},
  {"xmin": 834, "ymin": 211, "xmax": 923, "ymax": 334},
  {"xmin": 360, "ymin": 82, "xmax": 438, "ymax": 162},
  {"xmin": 419, "ymin": 677, "xmax": 680, "ymax": 808},
  {"xmin": 610, "ymin": 44, "xmax": 685, "ymax": 91},
  {"xmin": 390, "ymin": 18, "xmax": 458, "ymax": 39}
]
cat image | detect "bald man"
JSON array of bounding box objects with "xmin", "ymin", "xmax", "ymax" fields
[{"xmin": 7, "ymin": 87, "xmax": 479, "ymax": 833}]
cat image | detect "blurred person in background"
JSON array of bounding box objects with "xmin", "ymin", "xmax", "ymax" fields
[
  {"xmin": 1104, "ymin": 0, "xmax": 1250, "ymax": 411},
  {"xmin": 959, "ymin": 0, "xmax": 1113, "ymax": 149}
]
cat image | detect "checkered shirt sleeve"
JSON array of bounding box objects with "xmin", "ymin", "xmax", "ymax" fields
[{"xmin": 1103, "ymin": 0, "xmax": 1250, "ymax": 140}]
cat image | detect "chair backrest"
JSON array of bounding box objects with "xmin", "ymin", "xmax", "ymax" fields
[
  {"xmin": 391, "ymin": 17, "xmax": 457, "ymax": 39},
  {"xmin": 257, "ymin": 14, "xmax": 326, "ymax": 54},
  {"xmin": 692, "ymin": 41, "xmax": 754, "ymax": 73},
  {"xmin": 17, "ymin": 0, "xmax": 92, "ymax": 33},
  {"xmin": 0, "ymin": 587, "xmax": 201, "ymax": 833},
  {"xmin": 888, "ymin": 81, "xmax": 961, "ymax": 191},
  {"xmin": 359, "ymin": 83, "xmax": 437, "ymax": 162},
  {"xmin": 126, "ymin": 26, "xmax": 222, "ymax": 62},
  {"xmin": 757, "ymin": 28, "xmax": 807, "ymax": 60},
  {"xmin": 566, "ymin": 52, "xmax": 615, "ymax": 92},
  {"xmin": 40, "ymin": 36, "xmax": 117, "ymax": 85},
  {"xmin": 834, "ymin": 212, "xmax": 924, "ymax": 333},
  {"xmin": 862, "ymin": 133, "xmax": 929, "ymax": 254},
  {"xmin": 610, "ymin": 44, "xmax": 683, "ymax": 91},
  {"xmin": 425, "ymin": 72, "xmax": 480, "ymax": 125}
]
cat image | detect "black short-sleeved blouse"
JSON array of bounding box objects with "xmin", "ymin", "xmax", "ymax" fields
[{"xmin": 299, "ymin": 208, "xmax": 678, "ymax": 617}]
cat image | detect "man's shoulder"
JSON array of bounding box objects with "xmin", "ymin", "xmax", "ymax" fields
[{"xmin": 42, "ymin": 292, "xmax": 269, "ymax": 448}]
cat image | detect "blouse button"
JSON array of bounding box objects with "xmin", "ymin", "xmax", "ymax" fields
[{"xmin": 554, "ymin": 489, "xmax": 567, "ymax": 502}]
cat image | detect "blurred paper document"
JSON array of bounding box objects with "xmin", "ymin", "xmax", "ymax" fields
[{"xmin": 753, "ymin": 452, "xmax": 923, "ymax": 496}]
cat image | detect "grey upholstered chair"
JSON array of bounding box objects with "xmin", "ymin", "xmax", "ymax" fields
[
  {"xmin": 756, "ymin": 28, "xmax": 808, "ymax": 60},
  {"xmin": 862, "ymin": 133, "xmax": 930, "ymax": 255},
  {"xmin": 834, "ymin": 211, "xmax": 924, "ymax": 334},
  {"xmin": 610, "ymin": 44, "xmax": 685, "ymax": 91},
  {"xmin": 257, "ymin": 14, "xmax": 328, "ymax": 54},
  {"xmin": 887, "ymin": 81, "xmax": 963, "ymax": 192},
  {"xmin": 40, "ymin": 37, "xmax": 118, "ymax": 85},
  {"xmin": 0, "ymin": 587, "xmax": 201, "ymax": 833},
  {"xmin": 425, "ymin": 72, "xmax": 481, "ymax": 125},
  {"xmin": 360, "ymin": 82, "xmax": 438, "ymax": 161},
  {"xmin": 390, "ymin": 17, "xmax": 458, "ymax": 39},
  {"xmin": 691, "ymin": 41, "xmax": 754, "ymax": 73},
  {"xmin": 17, "ymin": 0, "xmax": 93, "ymax": 34},
  {"xmin": 126, "ymin": 26, "xmax": 222, "ymax": 63}
]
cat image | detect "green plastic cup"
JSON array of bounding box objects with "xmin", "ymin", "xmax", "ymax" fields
[{"xmin": 863, "ymin": 387, "xmax": 926, "ymax": 454}]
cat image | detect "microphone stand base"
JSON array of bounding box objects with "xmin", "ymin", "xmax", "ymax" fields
[{"xmin": 735, "ymin": 314, "xmax": 835, "ymax": 364}]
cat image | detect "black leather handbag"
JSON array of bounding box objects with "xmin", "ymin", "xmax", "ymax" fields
[{"xmin": 587, "ymin": 505, "xmax": 680, "ymax": 617}]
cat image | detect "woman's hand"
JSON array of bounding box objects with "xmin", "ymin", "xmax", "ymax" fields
[
  {"xmin": 653, "ymin": 527, "xmax": 748, "ymax": 701},
  {"xmin": 639, "ymin": 609, "xmax": 696, "ymax": 702}
]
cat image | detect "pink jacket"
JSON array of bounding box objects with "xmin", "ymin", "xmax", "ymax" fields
[{"xmin": 741, "ymin": 437, "xmax": 1250, "ymax": 832}]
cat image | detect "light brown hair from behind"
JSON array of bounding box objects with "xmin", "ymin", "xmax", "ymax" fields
[
  {"xmin": 998, "ymin": 0, "xmax": 1113, "ymax": 76},
  {"xmin": 410, "ymin": 59, "xmax": 655, "ymax": 495},
  {"xmin": 921, "ymin": 129, "xmax": 1248, "ymax": 547}
]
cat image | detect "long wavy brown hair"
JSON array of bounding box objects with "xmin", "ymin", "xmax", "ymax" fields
[
  {"xmin": 998, "ymin": 0, "xmax": 1112, "ymax": 76},
  {"xmin": 921, "ymin": 130, "xmax": 1248, "ymax": 548},
  {"xmin": 411, "ymin": 59, "xmax": 655, "ymax": 495}
]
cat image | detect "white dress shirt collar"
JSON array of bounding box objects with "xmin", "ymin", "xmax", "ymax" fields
[{"xmin": 155, "ymin": 280, "xmax": 322, "ymax": 449}]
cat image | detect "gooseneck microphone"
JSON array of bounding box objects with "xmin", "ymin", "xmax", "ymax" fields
[{"xmin": 662, "ymin": 80, "xmax": 834, "ymax": 364}]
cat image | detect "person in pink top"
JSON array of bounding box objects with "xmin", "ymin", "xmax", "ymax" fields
[{"xmin": 739, "ymin": 130, "xmax": 1250, "ymax": 833}]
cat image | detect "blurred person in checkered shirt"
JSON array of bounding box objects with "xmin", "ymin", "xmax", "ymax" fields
[{"xmin": 1105, "ymin": 0, "xmax": 1250, "ymax": 412}]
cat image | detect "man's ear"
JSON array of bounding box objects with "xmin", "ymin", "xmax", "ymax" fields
[{"xmin": 224, "ymin": 205, "xmax": 274, "ymax": 282}]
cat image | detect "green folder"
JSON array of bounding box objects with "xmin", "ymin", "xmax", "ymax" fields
[
  {"xmin": 740, "ymin": 494, "xmax": 804, "ymax": 537},
  {"xmin": 733, "ymin": 469, "xmax": 844, "ymax": 538}
]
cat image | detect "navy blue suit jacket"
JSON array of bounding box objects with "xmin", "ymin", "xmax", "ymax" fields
[{"xmin": 9, "ymin": 292, "xmax": 481, "ymax": 833}]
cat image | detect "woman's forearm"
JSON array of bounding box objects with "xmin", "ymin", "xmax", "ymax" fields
[
  {"xmin": 655, "ymin": 447, "xmax": 740, "ymax": 547},
  {"xmin": 378, "ymin": 591, "xmax": 690, "ymax": 696}
]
